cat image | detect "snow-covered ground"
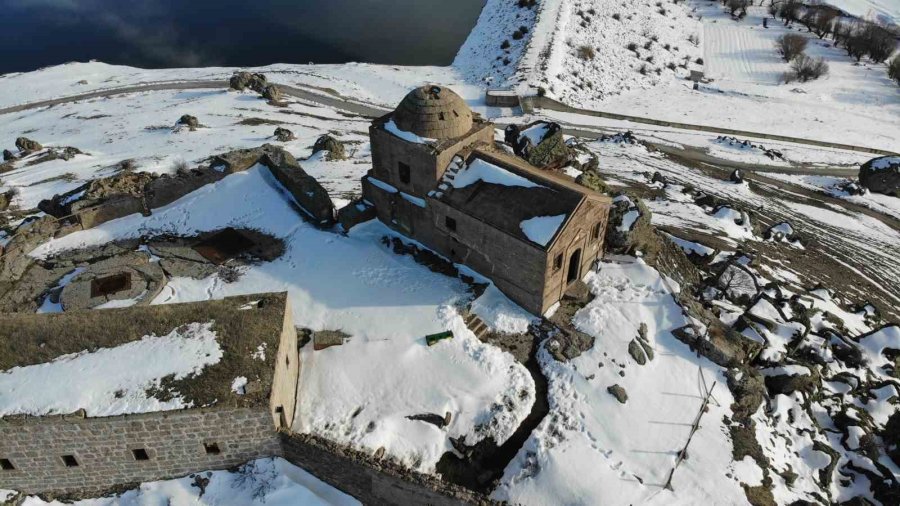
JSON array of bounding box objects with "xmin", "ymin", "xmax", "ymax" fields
[
  {"xmin": 1, "ymin": 1, "xmax": 898, "ymax": 504},
  {"xmin": 15, "ymin": 458, "xmax": 359, "ymax": 506},
  {"xmin": 495, "ymin": 259, "xmax": 749, "ymax": 505},
  {"xmin": 825, "ymin": 0, "xmax": 900, "ymax": 24}
]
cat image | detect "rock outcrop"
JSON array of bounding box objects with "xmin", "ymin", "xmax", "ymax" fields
[
  {"xmin": 274, "ymin": 127, "xmax": 295, "ymax": 142},
  {"xmin": 506, "ymin": 121, "xmax": 574, "ymax": 169},
  {"xmin": 312, "ymin": 134, "xmax": 347, "ymax": 161},
  {"xmin": 859, "ymin": 156, "xmax": 900, "ymax": 196},
  {"xmin": 15, "ymin": 137, "xmax": 42, "ymax": 153},
  {"xmin": 229, "ymin": 71, "xmax": 268, "ymax": 93},
  {"xmin": 176, "ymin": 115, "xmax": 200, "ymax": 131}
]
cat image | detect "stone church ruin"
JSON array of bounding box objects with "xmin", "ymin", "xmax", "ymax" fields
[{"xmin": 358, "ymin": 85, "xmax": 611, "ymax": 315}]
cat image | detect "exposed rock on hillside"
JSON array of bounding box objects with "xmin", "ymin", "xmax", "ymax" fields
[
  {"xmin": 229, "ymin": 71, "xmax": 268, "ymax": 93},
  {"xmin": 274, "ymin": 127, "xmax": 295, "ymax": 142},
  {"xmin": 15, "ymin": 136, "xmax": 42, "ymax": 153},
  {"xmin": 312, "ymin": 134, "xmax": 347, "ymax": 161},
  {"xmin": 859, "ymin": 156, "xmax": 900, "ymax": 196}
]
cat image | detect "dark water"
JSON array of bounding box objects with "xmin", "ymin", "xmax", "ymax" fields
[{"xmin": 0, "ymin": 0, "xmax": 486, "ymax": 74}]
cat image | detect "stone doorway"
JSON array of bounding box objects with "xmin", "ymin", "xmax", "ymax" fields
[{"xmin": 566, "ymin": 248, "xmax": 581, "ymax": 285}]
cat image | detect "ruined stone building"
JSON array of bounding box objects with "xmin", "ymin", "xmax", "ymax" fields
[
  {"xmin": 361, "ymin": 85, "xmax": 611, "ymax": 315},
  {"xmin": 0, "ymin": 292, "xmax": 495, "ymax": 504},
  {"xmin": 0, "ymin": 293, "xmax": 299, "ymax": 496}
]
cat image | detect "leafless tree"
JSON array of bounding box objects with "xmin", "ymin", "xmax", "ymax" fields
[
  {"xmin": 810, "ymin": 9, "xmax": 838, "ymax": 38},
  {"xmin": 726, "ymin": 0, "xmax": 750, "ymax": 17},
  {"xmin": 776, "ymin": 34, "xmax": 808, "ymax": 61},
  {"xmin": 889, "ymin": 56, "xmax": 900, "ymax": 86},
  {"xmin": 787, "ymin": 54, "xmax": 829, "ymax": 82}
]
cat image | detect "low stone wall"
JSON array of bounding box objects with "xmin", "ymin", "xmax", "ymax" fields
[
  {"xmin": 0, "ymin": 407, "xmax": 280, "ymax": 498},
  {"xmin": 279, "ymin": 432, "xmax": 494, "ymax": 506}
]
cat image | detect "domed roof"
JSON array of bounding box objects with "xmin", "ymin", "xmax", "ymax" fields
[{"xmin": 393, "ymin": 85, "xmax": 474, "ymax": 140}]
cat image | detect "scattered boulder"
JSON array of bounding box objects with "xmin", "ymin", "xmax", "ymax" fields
[
  {"xmin": 730, "ymin": 169, "xmax": 744, "ymax": 184},
  {"xmin": 312, "ymin": 134, "xmax": 347, "ymax": 161},
  {"xmin": 0, "ymin": 190, "xmax": 15, "ymax": 211},
  {"xmin": 672, "ymin": 322, "xmax": 759, "ymax": 367},
  {"xmin": 511, "ymin": 121, "xmax": 574, "ymax": 169},
  {"xmin": 209, "ymin": 144, "xmax": 335, "ymax": 227},
  {"xmin": 883, "ymin": 411, "xmax": 900, "ymax": 467},
  {"xmin": 274, "ymin": 127, "xmax": 295, "ymax": 142},
  {"xmin": 15, "ymin": 137, "xmax": 42, "ymax": 153},
  {"xmin": 651, "ymin": 171, "xmax": 668, "ymax": 186},
  {"xmin": 858, "ymin": 156, "xmax": 900, "ymax": 196},
  {"xmin": 262, "ymin": 84, "xmax": 283, "ymax": 103},
  {"xmin": 575, "ymin": 168, "xmax": 608, "ymax": 193},
  {"xmin": 229, "ymin": 71, "xmax": 268, "ymax": 93},
  {"xmin": 176, "ymin": 114, "xmax": 200, "ymax": 131},
  {"xmin": 628, "ymin": 339, "xmax": 648, "ymax": 365},
  {"xmin": 838, "ymin": 180, "xmax": 867, "ymax": 196},
  {"xmin": 607, "ymin": 384, "xmax": 628, "ymax": 404},
  {"xmin": 764, "ymin": 221, "xmax": 801, "ymax": 245},
  {"xmin": 761, "ymin": 365, "xmax": 819, "ymax": 395},
  {"xmin": 24, "ymin": 146, "xmax": 85, "ymax": 167},
  {"xmin": 605, "ymin": 194, "xmax": 652, "ymax": 254},
  {"xmin": 2, "ymin": 149, "xmax": 15, "ymax": 161}
]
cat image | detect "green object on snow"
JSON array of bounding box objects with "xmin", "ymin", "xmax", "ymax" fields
[{"xmin": 425, "ymin": 331, "xmax": 454, "ymax": 346}]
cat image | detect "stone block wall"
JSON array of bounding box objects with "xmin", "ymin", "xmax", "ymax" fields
[
  {"xmin": 0, "ymin": 407, "xmax": 280, "ymax": 496},
  {"xmin": 279, "ymin": 432, "xmax": 490, "ymax": 506}
]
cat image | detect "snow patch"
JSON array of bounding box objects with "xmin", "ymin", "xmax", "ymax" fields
[
  {"xmin": 0, "ymin": 322, "xmax": 221, "ymax": 417},
  {"xmin": 520, "ymin": 214, "xmax": 566, "ymax": 247}
]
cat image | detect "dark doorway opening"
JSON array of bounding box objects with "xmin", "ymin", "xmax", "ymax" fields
[
  {"xmin": 566, "ymin": 249, "xmax": 582, "ymax": 284},
  {"xmin": 90, "ymin": 273, "xmax": 131, "ymax": 298},
  {"xmin": 193, "ymin": 228, "xmax": 255, "ymax": 264}
]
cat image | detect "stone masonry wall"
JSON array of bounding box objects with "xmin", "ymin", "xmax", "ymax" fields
[
  {"xmin": 0, "ymin": 406, "xmax": 280, "ymax": 497},
  {"xmin": 279, "ymin": 432, "xmax": 493, "ymax": 506}
]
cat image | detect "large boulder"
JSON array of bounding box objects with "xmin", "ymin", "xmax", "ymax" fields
[
  {"xmin": 312, "ymin": 134, "xmax": 347, "ymax": 161},
  {"xmin": 209, "ymin": 144, "xmax": 335, "ymax": 227},
  {"xmin": 274, "ymin": 127, "xmax": 295, "ymax": 142},
  {"xmin": 859, "ymin": 156, "xmax": 900, "ymax": 196},
  {"xmin": 176, "ymin": 114, "xmax": 200, "ymax": 131},
  {"xmin": 262, "ymin": 84, "xmax": 283, "ymax": 103},
  {"xmin": 511, "ymin": 121, "xmax": 574, "ymax": 169},
  {"xmin": 229, "ymin": 71, "xmax": 268, "ymax": 93},
  {"xmin": 15, "ymin": 137, "xmax": 42, "ymax": 153},
  {"xmin": 575, "ymin": 167, "xmax": 608, "ymax": 193},
  {"xmin": 605, "ymin": 194, "xmax": 652, "ymax": 254}
]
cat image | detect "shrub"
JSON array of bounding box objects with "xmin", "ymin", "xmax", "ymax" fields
[
  {"xmin": 644, "ymin": 41, "xmax": 653, "ymax": 50},
  {"xmin": 726, "ymin": 0, "xmax": 749, "ymax": 16},
  {"xmin": 500, "ymin": 39, "xmax": 511, "ymax": 50},
  {"xmin": 776, "ymin": 34, "xmax": 807, "ymax": 61},
  {"xmin": 889, "ymin": 56, "xmax": 900, "ymax": 86},
  {"xmin": 578, "ymin": 45, "xmax": 596, "ymax": 60},
  {"xmin": 695, "ymin": 57, "xmax": 704, "ymax": 65},
  {"xmin": 612, "ymin": 13, "xmax": 621, "ymax": 21},
  {"xmin": 626, "ymin": 42, "xmax": 638, "ymax": 53},
  {"xmin": 639, "ymin": 64, "xmax": 649, "ymax": 75},
  {"xmin": 512, "ymin": 30, "xmax": 524, "ymax": 40},
  {"xmin": 687, "ymin": 33, "xmax": 699, "ymax": 46},
  {"xmin": 667, "ymin": 62, "xmax": 677, "ymax": 71},
  {"xmin": 786, "ymin": 55, "xmax": 829, "ymax": 82},
  {"xmin": 519, "ymin": 25, "xmax": 529, "ymax": 34}
]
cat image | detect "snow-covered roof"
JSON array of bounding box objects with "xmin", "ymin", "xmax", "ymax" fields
[
  {"xmin": 0, "ymin": 293, "xmax": 291, "ymax": 418},
  {"xmin": 434, "ymin": 147, "xmax": 589, "ymax": 250}
]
